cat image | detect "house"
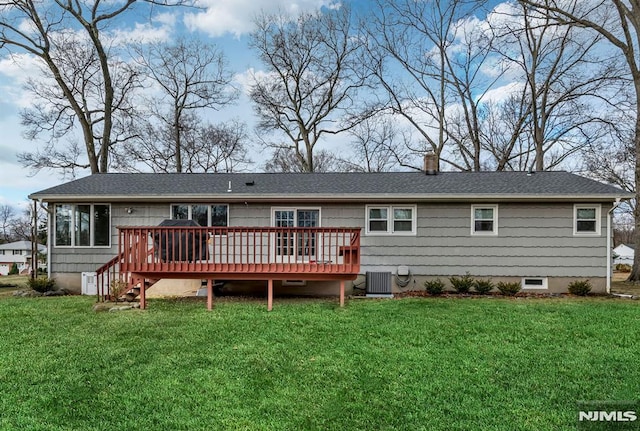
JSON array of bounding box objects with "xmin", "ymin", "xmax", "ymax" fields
[
  {"xmin": 0, "ymin": 240, "xmax": 47, "ymax": 276},
  {"xmin": 28, "ymin": 168, "xmax": 630, "ymax": 308},
  {"xmin": 613, "ymin": 244, "xmax": 634, "ymax": 266}
]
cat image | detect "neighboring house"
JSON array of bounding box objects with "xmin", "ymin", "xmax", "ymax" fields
[
  {"xmin": 0, "ymin": 241, "xmax": 47, "ymax": 276},
  {"xmin": 613, "ymin": 244, "xmax": 635, "ymax": 266},
  {"xmin": 28, "ymin": 169, "xmax": 630, "ymax": 302}
]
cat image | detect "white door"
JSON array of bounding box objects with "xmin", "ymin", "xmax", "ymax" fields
[{"xmin": 273, "ymin": 209, "xmax": 320, "ymax": 261}]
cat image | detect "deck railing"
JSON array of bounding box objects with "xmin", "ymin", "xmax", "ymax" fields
[
  {"xmin": 95, "ymin": 252, "xmax": 124, "ymax": 300},
  {"xmin": 117, "ymin": 226, "xmax": 361, "ymax": 277}
]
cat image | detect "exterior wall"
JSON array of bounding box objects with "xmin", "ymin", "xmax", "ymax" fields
[
  {"xmin": 49, "ymin": 203, "xmax": 171, "ymax": 291},
  {"xmin": 48, "ymin": 201, "xmax": 611, "ymax": 294},
  {"xmin": 613, "ymin": 245, "xmax": 634, "ymax": 266},
  {"xmin": 359, "ymin": 202, "xmax": 609, "ymax": 278}
]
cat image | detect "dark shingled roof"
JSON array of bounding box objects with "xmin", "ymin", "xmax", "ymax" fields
[{"xmin": 29, "ymin": 171, "xmax": 629, "ymax": 202}]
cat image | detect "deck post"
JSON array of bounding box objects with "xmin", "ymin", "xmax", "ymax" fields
[
  {"xmin": 339, "ymin": 280, "xmax": 345, "ymax": 307},
  {"xmin": 139, "ymin": 277, "xmax": 146, "ymax": 310},
  {"xmin": 207, "ymin": 279, "xmax": 213, "ymax": 311},
  {"xmin": 267, "ymin": 279, "xmax": 273, "ymax": 311}
]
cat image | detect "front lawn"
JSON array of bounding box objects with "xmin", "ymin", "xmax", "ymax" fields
[{"xmin": 0, "ymin": 296, "xmax": 638, "ymax": 430}]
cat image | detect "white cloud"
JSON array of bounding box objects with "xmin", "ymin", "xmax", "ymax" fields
[
  {"xmin": 0, "ymin": 54, "xmax": 45, "ymax": 110},
  {"xmin": 0, "ymin": 53, "xmax": 42, "ymax": 85},
  {"xmin": 110, "ymin": 14, "xmax": 177, "ymax": 45},
  {"xmin": 233, "ymin": 67, "xmax": 276, "ymax": 96},
  {"xmin": 482, "ymin": 81, "xmax": 525, "ymax": 104},
  {"xmin": 184, "ymin": 0, "xmax": 338, "ymax": 37}
]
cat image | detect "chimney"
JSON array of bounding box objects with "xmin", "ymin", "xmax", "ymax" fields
[{"xmin": 424, "ymin": 151, "xmax": 438, "ymax": 175}]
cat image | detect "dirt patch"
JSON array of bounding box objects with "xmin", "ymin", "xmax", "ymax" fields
[{"xmin": 611, "ymin": 271, "xmax": 640, "ymax": 296}]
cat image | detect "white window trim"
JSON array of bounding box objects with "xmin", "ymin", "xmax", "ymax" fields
[
  {"xmin": 365, "ymin": 205, "xmax": 417, "ymax": 236},
  {"xmin": 521, "ymin": 277, "xmax": 548, "ymax": 290},
  {"xmin": 471, "ymin": 205, "xmax": 498, "ymax": 236},
  {"xmin": 573, "ymin": 204, "xmax": 601, "ymax": 236},
  {"xmin": 169, "ymin": 203, "xmax": 230, "ymax": 227},
  {"xmin": 53, "ymin": 203, "xmax": 112, "ymax": 249}
]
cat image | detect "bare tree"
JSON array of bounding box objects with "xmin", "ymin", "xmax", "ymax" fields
[
  {"xmin": 122, "ymin": 113, "xmax": 250, "ymax": 173},
  {"xmin": 130, "ymin": 37, "xmax": 237, "ymax": 172},
  {"xmin": 490, "ymin": 2, "xmax": 621, "ymax": 171},
  {"xmin": 0, "ymin": 0, "xmax": 185, "ymax": 176},
  {"xmin": 0, "ymin": 204, "xmax": 16, "ymax": 243},
  {"xmin": 479, "ymin": 96, "xmax": 532, "ymax": 171},
  {"xmin": 249, "ymin": 6, "xmax": 368, "ymax": 172},
  {"xmin": 343, "ymin": 116, "xmax": 403, "ymax": 172},
  {"xmin": 364, "ymin": 0, "xmax": 497, "ymax": 171},
  {"xmin": 15, "ymin": 34, "xmax": 139, "ymax": 176},
  {"xmin": 518, "ymin": 0, "xmax": 640, "ymax": 280},
  {"xmin": 581, "ymin": 115, "xmax": 635, "ymax": 220},
  {"xmin": 264, "ymin": 148, "xmax": 344, "ymax": 173},
  {"xmin": 184, "ymin": 120, "xmax": 252, "ymax": 173}
]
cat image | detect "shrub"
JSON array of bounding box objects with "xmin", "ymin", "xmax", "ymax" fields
[
  {"xmin": 568, "ymin": 279, "xmax": 591, "ymax": 296},
  {"xmin": 449, "ymin": 273, "xmax": 474, "ymax": 294},
  {"xmin": 8, "ymin": 263, "xmax": 19, "ymax": 275},
  {"xmin": 615, "ymin": 263, "xmax": 632, "ymax": 272},
  {"xmin": 424, "ymin": 278, "xmax": 445, "ymax": 295},
  {"xmin": 110, "ymin": 279, "xmax": 129, "ymax": 301},
  {"xmin": 474, "ymin": 279, "xmax": 494, "ymax": 294},
  {"xmin": 496, "ymin": 281, "xmax": 521, "ymax": 296},
  {"xmin": 28, "ymin": 277, "xmax": 56, "ymax": 293}
]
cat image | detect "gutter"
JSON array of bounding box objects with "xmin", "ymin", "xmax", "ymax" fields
[
  {"xmin": 27, "ymin": 192, "xmax": 632, "ymax": 204},
  {"xmin": 607, "ymin": 198, "xmax": 623, "ymax": 294}
]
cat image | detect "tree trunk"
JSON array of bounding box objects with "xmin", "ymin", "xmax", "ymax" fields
[
  {"xmin": 175, "ymin": 109, "xmax": 182, "ymax": 173},
  {"xmin": 627, "ymin": 102, "xmax": 640, "ymax": 281},
  {"xmin": 627, "ymin": 74, "xmax": 640, "ymax": 281}
]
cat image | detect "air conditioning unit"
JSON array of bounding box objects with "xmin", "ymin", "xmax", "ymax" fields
[
  {"xmin": 366, "ymin": 271, "xmax": 393, "ymax": 298},
  {"xmin": 81, "ymin": 272, "xmax": 97, "ymax": 295}
]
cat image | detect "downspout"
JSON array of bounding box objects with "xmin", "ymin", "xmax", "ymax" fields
[
  {"xmin": 607, "ymin": 198, "xmax": 622, "ymax": 294},
  {"xmin": 37, "ymin": 200, "xmax": 52, "ymax": 279},
  {"xmin": 47, "ymin": 206, "xmax": 51, "ymax": 278}
]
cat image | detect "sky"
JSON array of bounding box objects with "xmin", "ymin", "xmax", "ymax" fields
[
  {"xmin": 0, "ymin": 0, "xmax": 606, "ymax": 210},
  {"xmin": 0, "ymin": 0, "xmax": 368, "ymax": 210}
]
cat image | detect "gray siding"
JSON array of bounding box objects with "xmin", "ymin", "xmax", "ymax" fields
[
  {"xmin": 50, "ymin": 201, "xmax": 610, "ymax": 279},
  {"xmin": 359, "ymin": 203, "xmax": 609, "ymax": 278}
]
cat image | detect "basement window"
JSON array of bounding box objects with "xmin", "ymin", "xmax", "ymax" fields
[{"xmin": 521, "ymin": 277, "xmax": 548, "ymax": 290}]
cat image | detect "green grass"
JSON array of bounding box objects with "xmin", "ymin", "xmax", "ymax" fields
[
  {"xmin": 0, "ymin": 296, "xmax": 638, "ymax": 430},
  {"xmin": 0, "ymin": 274, "xmax": 29, "ymax": 296}
]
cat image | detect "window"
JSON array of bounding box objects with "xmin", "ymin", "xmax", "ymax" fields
[
  {"xmin": 170, "ymin": 204, "xmax": 229, "ymax": 227},
  {"xmin": 272, "ymin": 208, "xmax": 320, "ymax": 257},
  {"xmin": 521, "ymin": 277, "xmax": 548, "ymax": 290},
  {"xmin": 13, "ymin": 250, "xmax": 22, "ymax": 255},
  {"xmin": 471, "ymin": 205, "xmax": 498, "ymax": 236},
  {"xmin": 54, "ymin": 204, "xmax": 111, "ymax": 247},
  {"xmin": 366, "ymin": 205, "xmax": 416, "ymax": 235},
  {"xmin": 574, "ymin": 205, "xmax": 601, "ymax": 235}
]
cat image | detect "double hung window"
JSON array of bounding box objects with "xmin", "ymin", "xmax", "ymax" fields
[{"xmin": 366, "ymin": 206, "xmax": 417, "ymax": 235}]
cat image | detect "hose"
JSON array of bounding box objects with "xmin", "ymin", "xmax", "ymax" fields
[{"xmin": 395, "ymin": 270, "xmax": 412, "ymax": 288}]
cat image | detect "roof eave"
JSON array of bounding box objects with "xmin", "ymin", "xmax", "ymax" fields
[{"xmin": 29, "ymin": 192, "xmax": 633, "ymax": 203}]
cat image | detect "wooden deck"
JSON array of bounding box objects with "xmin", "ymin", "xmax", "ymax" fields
[{"xmin": 97, "ymin": 226, "xmax": 361, "ymax": 310}]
